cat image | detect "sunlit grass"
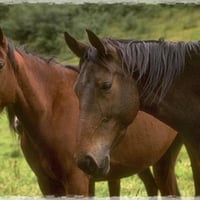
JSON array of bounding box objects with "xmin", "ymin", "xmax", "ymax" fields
[{"xmin": 0, "ymin": 112, "xmax": 41, "ymax": 197}]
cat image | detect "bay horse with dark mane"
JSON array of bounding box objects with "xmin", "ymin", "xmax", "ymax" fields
[
  {"xmin": 64, "ymin": 30, "xmax": 199, "ymax": 196},
  {"xmin": 0, "ymin": 27, "xmax": 181, "ymax": 197},
  {"xmin": 0, "ymin": 28, "xmax": 89, "ymax": 196},
  {"xmin": 15, "ymin": 111, "xmax": 181, "ymax": 196}
]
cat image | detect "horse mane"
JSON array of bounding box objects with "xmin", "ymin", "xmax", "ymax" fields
[
  {"xmin": 7, "ymin": 38, "xmax": 62, "ymax": 72},
  {"xmin": 106, "ymin": 38, "xmax": 200, "ymax": 103}
]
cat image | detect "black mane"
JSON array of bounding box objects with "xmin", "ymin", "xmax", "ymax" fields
[{"xmin": 106, "ymin": 38, "xmax": 200, "ymax": 103}]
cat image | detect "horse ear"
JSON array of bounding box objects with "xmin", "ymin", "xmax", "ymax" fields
[
  {"xmin": 86, "ymin": 29, "xmax": 107, "ymax": 56},
  {"xmin": 64, "ymin": 32, "xmax": 88, "ymax": 58},
  {"xmin": 0, "ymin": 27, "xmax": 7, "ymax": 48}
]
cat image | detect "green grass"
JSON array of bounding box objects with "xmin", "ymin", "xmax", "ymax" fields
[
  {"xmin": 0, "ymin": 112, "xmax": 41, "ymax": 197},
  {"xmin": 0, "ymin": 111, "xmax": 193, "ymax": 197},
  {"xmin": 0, "ymin": 4, "xmax": 198, "ymax": 196}
]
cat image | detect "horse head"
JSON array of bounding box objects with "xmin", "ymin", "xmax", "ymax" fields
[{"xmin": 64, "ymin": 30, "xmax": 140, "ymax": 178}]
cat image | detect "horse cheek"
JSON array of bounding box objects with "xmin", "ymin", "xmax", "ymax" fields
[{"xmin": 117, "ymin": 76, "xmax": 140, "ymax": 126}]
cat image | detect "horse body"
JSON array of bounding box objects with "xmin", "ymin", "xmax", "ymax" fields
[
  {"xmin": 16, "ymin": 65, "xmax": 89, "ymax": 195},
  {"xmin": 64, "ymin": 30, "xmax": 200, "ymax": 195},
  {"xmin": 104, "ymin": 111, "xmax": 177, "ymax": 179},
  {"xmin": 0, "ymin": 30, "xmax": 89, "ymax": 196},
  {"xmin": 141, "ymin": 51, "xmax": 200, "ymax": 195},
  {"xmin": 14, "ymin": 55, "xmax": 78, "ymax": 180},
  {"xmin": 89, "ymin": 111, "xmax": 181, "ymax": 196},
  {"xmin": 142, "ymin": 54, "xmax": 200, "ymax": 132}
]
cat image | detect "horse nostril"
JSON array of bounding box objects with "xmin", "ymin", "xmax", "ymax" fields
[{"xmin": 77, "ymin": 155, "xmax": 98, "ymax": 175}]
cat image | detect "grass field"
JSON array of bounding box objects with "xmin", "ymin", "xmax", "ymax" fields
[
  {"xmin": 0, "ymin": 3, "xmax": 199, "ymax": 197},
  {"xmin": 0, "ymin": 111, "xmax": 194, "ymax": 197}
]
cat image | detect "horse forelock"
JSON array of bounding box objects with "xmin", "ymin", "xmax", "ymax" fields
[
  {"xmin": 80, "ymin": 46, "xmax": 108, "ymax": 71},
  {"xmin": 107, "ymin": 39, "xmax": 200, "ymax": 103}
]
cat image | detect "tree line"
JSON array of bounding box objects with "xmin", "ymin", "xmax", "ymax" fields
[{"xmin": 0, "ymin": 3, "xmax": 199, "ymax": 61}]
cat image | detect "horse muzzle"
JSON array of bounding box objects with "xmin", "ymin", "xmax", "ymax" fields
[{"xmin": 76, "ymin": 153, "xmax": 110, "ymax": 178}]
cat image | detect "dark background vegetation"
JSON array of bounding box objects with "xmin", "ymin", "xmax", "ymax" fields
[{"xmin": 0, "ymin": 3, "xmax": 200, "ymax": 62}]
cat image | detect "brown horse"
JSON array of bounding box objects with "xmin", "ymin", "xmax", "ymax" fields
[
  {"xmin": 91, "ymin": 111, "xmax": 182, "ymax": 196},
  {"xmin": 0, "ymin": 28, "xmax": 181, "ymax": 197},
  {"xmin": 0, "ymin": 28, "xmax": 89, "ymax": 196},
  {"xmin": 15, "ymin": 111, "xmax": 181, "ymax": 196},
  {"xmin": 64, "ymin": 30, "xmax": 199, "ymax": 195}
]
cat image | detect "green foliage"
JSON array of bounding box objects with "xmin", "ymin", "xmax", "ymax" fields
[
  {"xmin": 0, "ymin": 4, "xmax": 9, "ymax": 19},
  {"xmin": 0, "ymin": 112, "xmax": 41, "ymax": 196},
  {"xmin": 1, "ymin": 3, "xmax": 200, "ymax": 62}
]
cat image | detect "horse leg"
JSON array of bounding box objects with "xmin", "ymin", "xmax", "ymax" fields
[
  {"xmin": 182, "ymin": 131, "xmax": 200, "ymax": 196},
  {"xmin": 65, "ymin": 168, "xmax": 89, "ymax": 196},
  {"xmin": 19, "ymin": 132, "xmax": 66, "ymax": 196},
  {"xmin": 89, "ymin": 179, "xmax": 95, "ymax": 196},
  {"xmin": 90, "ymin": 179, "xmax": 120, "ymax": 197},
  {"xmin": 37, "ymin": 162, "xmax": 89, "ymax": 196},
  {"xmin": 37, "ymin": 175, "xmax": 65, "ymax": 196},
  {"xmin": 152, "ymin": 134, "xmax": 183, "ymax": 196},
  {"xmin": 108, "ymin": 179, "xmax": 120, "ymax": 196},
  {"xmin": 137, "ymin": 168, "xmax": 158, "ymax": 196}
]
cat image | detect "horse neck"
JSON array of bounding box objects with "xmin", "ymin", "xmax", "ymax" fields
[
  {"xmin": 13, "ymin": 51, "xmax": 75, "ymax": 132},
  {"xmin": 139, "ymin": 53, "xmax": 200, "ymax": 133},
  {"xmin": 113, "ymin": 39, "xmax": 200, "ymax": 132}
]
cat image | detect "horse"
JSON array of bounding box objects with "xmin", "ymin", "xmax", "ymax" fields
[
  {"xmin": 0, "ymin": 28, "xmax": 180, "ymax": 197},
  {"xmin": 0, "ymin": 28, "xmax": 89, "ymax": 196},
  {"xmin": 91, "ymin": 111, "xmax": 182, "ymax": 196},
  {"xmin": 64, "ymin": 30, "xmax": 199, "ymax": 195},
  {"xmin": 15, "ymin": 111, "xmax": 181, "ymax": 197}
]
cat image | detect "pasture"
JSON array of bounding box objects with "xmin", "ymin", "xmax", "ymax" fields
[
  {"xmin": 0, "ymin": 2, "xmax": 198, "ymax": 197},
  {"xmin": 0, "ymin": 112, "xmax": 193, "ymax": 196}
]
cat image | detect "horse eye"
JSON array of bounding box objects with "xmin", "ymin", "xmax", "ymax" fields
[
  {"xmin": 102, "ymin": 117, "xmax": 109, "ymax": 123},
  {"xmin": 100, "ymin": 82, "xmax": 112, "ymax": 91},
  {"xmin": 0, "ymin": 60, "xmax": 4, "ymax": 70}
]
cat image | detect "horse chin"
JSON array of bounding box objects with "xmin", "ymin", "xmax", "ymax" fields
[{"xmin": 92, "ymin": 155, "xmax": 110, "ymax": 179}]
